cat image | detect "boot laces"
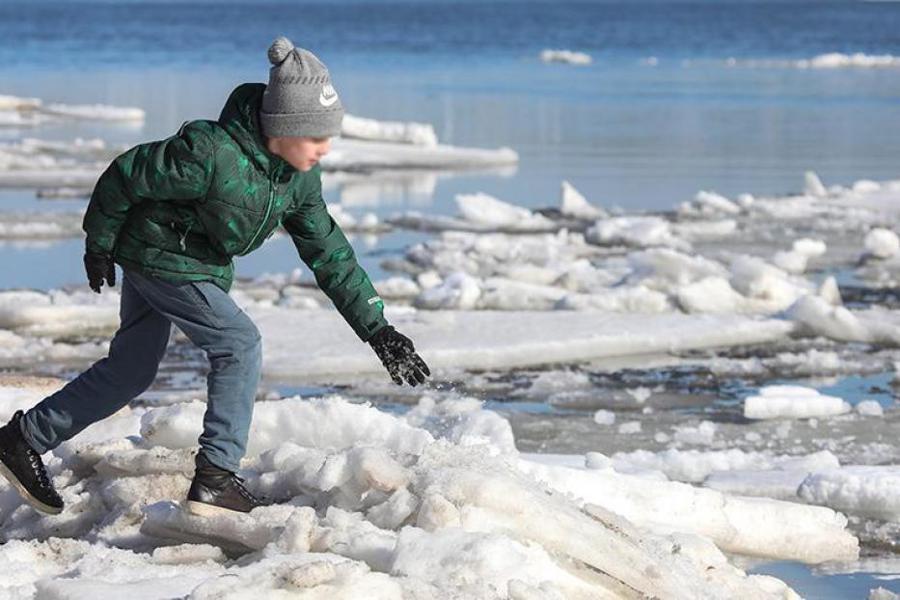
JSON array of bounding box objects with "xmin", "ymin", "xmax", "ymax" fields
[
  {"xmin": 26, "ymin": 448, "xmax": 53, "ymax": 490},
  {"xmin": 231, "ymin": 474, "xmax": 257, "ymax": 503}
]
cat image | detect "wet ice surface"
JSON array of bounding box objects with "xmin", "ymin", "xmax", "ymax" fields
[{"xmin": 3, "ymin": 97, "xmax": 900, "ymax": 597}]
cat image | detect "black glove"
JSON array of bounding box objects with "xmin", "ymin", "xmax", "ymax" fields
[
  {"xmin": 84, "ymin": 251, "xmax": 116, "ymax": 293},
  {"xmin": 369, "ymin": 325, "xmax": 430, "ymax": 386}
]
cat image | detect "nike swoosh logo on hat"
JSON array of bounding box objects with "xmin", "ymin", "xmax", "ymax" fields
[{"xmin": 319, "ymin": 84, "xmax": 339, "ymax": 107}]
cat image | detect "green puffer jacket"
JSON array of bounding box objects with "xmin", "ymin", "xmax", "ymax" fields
[{"xmin": 82, "ymin": 82, "xmax": 386, "ymax": 341}]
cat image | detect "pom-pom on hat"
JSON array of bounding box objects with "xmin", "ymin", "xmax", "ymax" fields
[{"xmin": 259, "ymin": 36, "xmax": 344, "ymax": 138}]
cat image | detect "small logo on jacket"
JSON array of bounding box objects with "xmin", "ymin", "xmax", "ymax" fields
[{"xmin": 319, "ymin": 84, "xmax": 338, "ymax": 107}]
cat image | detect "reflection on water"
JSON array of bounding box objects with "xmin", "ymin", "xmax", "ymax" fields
[{"xmin": 750, "ymin": 560, "xmax": 899, "ymax": 600}]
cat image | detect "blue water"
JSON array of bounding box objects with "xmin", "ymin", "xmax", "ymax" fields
[
  {"xmin": 4, "ymin": 1, "xmax": 900, "ymax": 67},
  {"xmin": 751, "ymin": 561, "xmax": 900, "ymax": 600}
]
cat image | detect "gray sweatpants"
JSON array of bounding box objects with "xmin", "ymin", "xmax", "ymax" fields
[{"xmin": 19, "ymin": 269, "xmax": 262, "ymax": 472}]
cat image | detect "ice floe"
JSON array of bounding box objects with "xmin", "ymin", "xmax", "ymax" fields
[
  {"xmin": 856, "ymin": 400, "xmax": 885, "ymax": 417},
  {"xmin": 41, "ymin": 103, "xmax": 145, "ymax": 122},
  {"xmin": 734, "ymin": 53, "xmax": 900, "ymax": 69},
  {"xmin": 865, "ymin": 227, "xmax": 900, "ymax": 259},
  {"xmin": 797, "ymin": 53, "xmax": 900, "ymax": 69},
  {"xmin": 0, "ymin": 289, "xmax": 120, "ymax": 337},
  {"xmin": 560, "ymin": 180, "xmax": 606, "ymax": 220},
  {"xmin": 0, "ymin": 93, "xmax": 145, "ymax": 124},
  {"xmin": 0, "ymin": 211, "xmax": 84, "ymax": 239},
  {"xmin": 788, "ymin": 296, "xmax": 900, "ymax": 345},
  {"xmin": 323, "ymin": 138, "xmax": 518, "ymax": 171},
  {"xmin": 253, "ymin": 307, "xmax": 794, "ymax": 380},
  {"xmin": 390, "ymin": 194, "xmax": 556, "ymax": 233},
  {"xmin": 587, "ymin": 215, "xmax": 689, "ymax": 250},
  {"xmin": 610, "ymin": 447, "xmax": 841, "ymax": 486},
  {"xmin": 799, "ymin": 466, "xmax": 900, "ymax": 521},
  {"xmin": 0, "ymin": 386, "xmax": 820, "ymax": 598},
  {"xmin": 341, "ymin": 114, "xmax": 438, "ymax": 147},
  {"xmin": 539, "ymin": 49, "xmax": 593, "ymax": 66},
  {"xmin": 743, "ymin": 385, "xmax": 852, "ymax": 420},
  {"xmin": 520, "ymin": 453, "xmax": 856, "ymax": 564}
]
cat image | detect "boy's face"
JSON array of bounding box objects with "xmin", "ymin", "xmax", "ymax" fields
[{"xmin": 267, "ymin": 136, "xmax": 331, "ymax": 172}]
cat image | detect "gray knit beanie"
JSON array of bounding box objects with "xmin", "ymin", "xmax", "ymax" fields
[{"xmin": 259, "ymin": 36, "xmax": 344, "ymax": 138}]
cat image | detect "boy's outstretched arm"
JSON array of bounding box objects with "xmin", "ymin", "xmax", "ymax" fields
[
  {"xmin": 81, "ymin": 122, "xmax": 214, "ymax": 291},
  {"xmin": 282, "ymin": 169, "xmax": 430, "ymax": 386}
]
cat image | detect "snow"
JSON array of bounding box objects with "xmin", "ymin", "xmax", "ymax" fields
[
  {"xmin": 672, "ymin": 420, "xmax": 717, "ymax": 445},
  {"xmin": 0, "ymin": 94, "xmax": 144, "ymax": 122},
  {"xmin": 519, "ymin": 454, "xmax": 857, "ymax": 564},
  {"xmin": 0, "ymin": 111, "xmax": 47, "ymax": 127},
  {"xmin": 539, "ymin": 50, "xmax": 592, "ymax": 66},
  {"xmin": 678, "ymin": 190, "xmax": 741, "ymax": 217},
  {"xmin": 617, "ymin": 420, "xmax": 642, "ymax": 434},
  {"xmin": 804, "ymin": 171, "xmax": 828, "ymax": 197},
  {"xmin": 798, "ymin": 53, "xmax": 900, "ymax": 69},
  {"xmin": 586, "ymin": 216, "xmax": 687, "ymax": 249},
  {"xmin": 0, "ymin": 289, "xmax": 120, "ymax": 336},
  {"xmin": 392, "ymin": 195, "xmax": 556, "ymax": 233},
  {"xmin": 0, "ymin": 213, "xmax": 83, "ymax": 239},
  {"xmin": 611, "ymin": 448, "xmax": 841, "ymax": 485},
  {"xmin": 253, "ymin": 307, "xmax": 793, "ymax": 380},
  {"xmin": 772, "ymin": 238, "xmax": 826, "ymax": 274},
  {"xmin": 139, "ymin": 396, "xmax": 433, "ymax": 458},
  {"xmin": 41, "ymin": 103, "xmax": 145, "ymax": 122},
  {"xmin": 593, "ymin": 409, "xmax": 615, "ymax": 426},
  {"xmin": 0, "ymin": 329, "xmax": 107, "ymax": 368},
  {"xmin": 0, "ymin": 386, "xmax": 821, "ymax": 598},
  {"xmin": 323, "ymin": 138, "xmax": 518, "ymax": 171},
  {"xmin": 799, "ymin": 466, "xmax": 900, "ymax": 521},
  {"xmin": 729, "ymin": 256, "xmax": 809, "ymax": 312},
  {"xmin": 0, "ymin": 94, "xmax": 41, "ymax": 111},
  {"xmin": 743, "ymin": 385, "xmax": 852, "ymax": 420},
  {"xmin": 856, "ymin": 400, "xmax": 885, "ymax": 417},
  {"xmin": 559, "ymin": 180, "xmax": 606, "ymax": 220},
  {"xmin": 737, "ymin": 54, "xmax": 900, "ymax": 69},
  {"xmin": 341, "ymin": 114, "xmax": 438, "ymax": 147},
  {"xmin": 788, "ymin": 296, "xmax": 900, "ymax": 345},
  {"xmin": 455, "ymin": 193, "xmax": 555, "ymax": 231},
  {"xmin": 865, "ymin": 228, "xmax": 900, "ymax": 259}
]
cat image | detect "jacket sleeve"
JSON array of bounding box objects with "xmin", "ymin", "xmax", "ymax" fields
[
  {"xmin": 282, "ymin": 167, "xmax": 388, "ymax": 341},
  {"xmin": 82, "ymin": 121, "xmax": 215, "ymax": 255}
]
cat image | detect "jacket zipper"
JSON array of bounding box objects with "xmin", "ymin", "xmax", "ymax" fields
[
  {"xmin": 238, "ymin": 169, "xmax": 277, "ymax": 256},
  {"xmin": 171, "ymin": 221, "xmax": 193, "ymax": 252}
]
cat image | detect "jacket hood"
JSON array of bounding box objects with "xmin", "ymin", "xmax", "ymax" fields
[{"xmin": 218, "ymin": 83, "xmax": 296, "ymax": 180}]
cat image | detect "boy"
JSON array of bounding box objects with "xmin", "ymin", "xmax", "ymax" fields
[{"xmin": 0, "ymin": 37, "xmax": 429, "ymax": 517}]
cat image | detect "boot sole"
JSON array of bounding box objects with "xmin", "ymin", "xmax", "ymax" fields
[
  {"xmin": 0, "ymin": 460, "xmax": 63, "ymax": 515},
  {"xmin": 185, "ymin": 499, "xmax": 251, "ymax": 517}
]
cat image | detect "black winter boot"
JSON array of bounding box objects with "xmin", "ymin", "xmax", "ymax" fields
[
  {"xmin": 186, "ymin": 452, "xmax": 263, "ymax": 516},
  {"xmin": 0, "ymin": 410, "xmax": 64, "ymax": 515}
]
